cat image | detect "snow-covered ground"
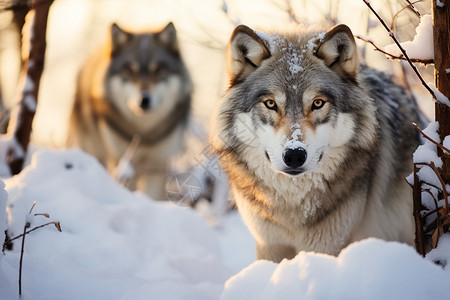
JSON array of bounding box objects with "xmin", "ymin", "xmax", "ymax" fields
[
  {"xmin": 1, "ymin": 1, "xmax": 449, "ymax": 299},
  {"xmin": 0, "ymin": 149, "xmax": 253, "ymax": 299},
  {"xmin": 1, "ymin": 149, "xmax": 449, "ymax": 299}
]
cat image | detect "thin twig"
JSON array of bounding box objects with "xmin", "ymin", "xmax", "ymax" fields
[
  {"xmin": 405, "ymin": 0, "xmax": 421, "ymax": 17},
  {"xmin": 19, "ymin": 221, "xmax": 29, "ymax": 296},
  {"xmin": 423, "ymin": 181, "xmax": 447, "ymax": 193},
  {"xmin": 19, "ymin": 201, "xmax": 36, "ymax": 296},
  {"xmin": 391, "ymin": 0, "xmax": 421, "ymax": 29},
  {"xmin": 431, "ymin": 191, "xmax": 444, "ymax": 247},
  {"xmin": 362, "ymin": 0, "xmax": 436, "ymax": 99},
  {"xmin": 412, "ymin": 122, "xmax": 450, "ymax": 154},
  {"xmin": 416, "ymin": 162, "xmax": 449, "ymax": 212},
  {"xmin": 8, "ymin": 221, "xmax": 62, "ymax": 243},
  {"xmin": 356, "ymin": 35, "xmax": 433, "ymax": 64}
]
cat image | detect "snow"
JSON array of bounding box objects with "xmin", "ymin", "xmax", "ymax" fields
[
  {"xmin": 406, "ymin": 122, "xmax": 442, "ymax": 185},
  {"xmin": 436, "ymin": 0, "xmax": 445, "ymax": 8},
  {"xmin": 0, "ymin": 180, "xmax": 6, "ymax": 255},
  {"xmin": 222, "ymin": 239, "xmax": 450, "ymax": 300},
  {"xmin": 0, "ymin": 1, "xmax": 448, "ymax": 298},
  {"xmin": 427, "ymin": 82, "xmax": 450, "ymax": 107},
  {"xmin": 0, "ymin": 136, "xmax": 24, "ymax": 178},
  {"xmin": 411, "ymin": 120, "xmax": 444, "ymax": 189},
  {"xmin": 444, "ymin": 135, "xmax": 450, "ymax": 153},
  {"xmin": 23, "ymin": 76, "xmax": 34, "ymax": 93},
  {"xmin": 284, "ymin": 124, "xmax": 304, "ymax": 150},
  {"xmin": 1, "ymin": 149, "xmax": 449, "ymax": 299},
  {"xmin": 23, "ymin": 94, "xmax": 37, "ymax": 112},
  {"xmin": 384, "ymin": 14, "xmax": 433, "ymax": 61},
  {"xmin": 426, "ymin": 233, "xmax": 450, "ymax": 271},
  {"xmin": 0, "ymin": 149, "xmax": 252, "ymax": 299},
  {"xmin": 255, "ymin": 31, "xmax": 278, "ymax": 53}
]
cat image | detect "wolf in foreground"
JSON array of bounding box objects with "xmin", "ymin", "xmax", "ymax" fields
[
  {"xmin": 210, "ymin": 24, "xmax": 423, "ymax": 262},
  {"xmin": 69, "ymin": 23, "xmax": 192, "ymax": 200}
]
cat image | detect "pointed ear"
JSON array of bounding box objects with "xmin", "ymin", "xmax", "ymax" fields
[
  {"xmin": 157, "ymin": 22, "xmax": 179, "ymax": 53},
  {"xmin": 315, "ymin": 24, "xmax": 359, "ymax": 80},
  {"xmin": 111, "ymin": 23, "xmax": 131, "ymax": 55},
  {"xmin": 227, "ymin": 25, "xmax": 271, "ymax": 85}
]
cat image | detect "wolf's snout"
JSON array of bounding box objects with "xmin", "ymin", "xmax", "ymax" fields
[
  {"xmin": 140, "ymin": 92, "xmax": 151, "ymax": 110},
  {"xmin": 283, "ymin": 148, "xmax": 307, "ymax": 168}
]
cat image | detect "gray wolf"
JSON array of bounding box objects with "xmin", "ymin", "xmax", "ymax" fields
[
  {"xmin": 210, "ymin": 24, "xmax": 423, "ymax": 262},
  {"xmin": 68, "ymin": 22, "xmax": 192, "ymax": 200}
]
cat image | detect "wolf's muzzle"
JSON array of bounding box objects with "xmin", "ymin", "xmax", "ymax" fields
[
  {"xmin": 283, "ymin": 148, "xmax": 307, "ymax": 169},
  {"xmin": 140, "ymin": 92, "xmax": 151, "ymax": 110}
]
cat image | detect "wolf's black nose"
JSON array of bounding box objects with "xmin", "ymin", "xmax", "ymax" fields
[
  {"xmin": 140, "ymin": 93, "xmax": 151, "ymax": 110},
  {"xmin": 283, "ymin": 148, "xmax": 307, "ymax": 168}
]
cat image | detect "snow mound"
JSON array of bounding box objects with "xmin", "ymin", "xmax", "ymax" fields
[
  {"xmin": 221, "ymin": 239, "xmax": 450, "ymax": 300},
  {"xmin": 1, "ymin": 149, "xmax": 232, "ymax": 299}
]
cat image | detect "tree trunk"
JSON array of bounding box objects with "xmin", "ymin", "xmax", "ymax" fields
[
  {"xmin": 433, "ymin": 1, "xmax": 450, "ymax": 183},
  {"xmin": 7, "ymin": 0, "xmax": 53, "ymax": 175}
]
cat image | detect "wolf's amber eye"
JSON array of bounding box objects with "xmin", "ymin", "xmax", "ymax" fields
[
  {"xmin": 264, "ymin": 99, "xmax": 277, "ymax": 111},
  {"xmin": 312, "ymin": 99, "xmax": 326, "ymax": 110}
]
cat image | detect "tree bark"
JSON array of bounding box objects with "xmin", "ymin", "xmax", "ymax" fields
[
  {"xmin": 7, "ymin": 0, "xmax": 53, "ymax": 175},
  {"xmin": 433, "ymin": 0, "xmax": 450, "ymax": 183}
]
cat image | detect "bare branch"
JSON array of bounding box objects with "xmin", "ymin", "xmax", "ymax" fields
[
  {"xmin": 362, "ymin": 0, "xmax": 436, "ymax": 99},
  {"xmin": 404, "ymin": 0, "xmax": 421, "ymax": 17},
  {"xmin": 356, "ymin": 35, "xmax": 433, "ymax": 65},
  {"xmin": 412, "ymin": 122, "xmax": 450, "ymax": 154}
]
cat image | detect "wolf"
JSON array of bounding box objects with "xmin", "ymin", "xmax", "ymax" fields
[
  {"xmin": 68, "ymin": 22, "xmax": 192, "ymax": 200},
  {"xmin": 210, "ymin": 24, "xmax": 423, "ymax": 262}
]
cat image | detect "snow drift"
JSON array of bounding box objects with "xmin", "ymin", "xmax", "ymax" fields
[
  {"xmin": 0, "ymin": 149, "xmax": 449, "ymax": 299},
  {"xmin": 221, "ymin": 239, "xmax": 450, "ymax": 300}
]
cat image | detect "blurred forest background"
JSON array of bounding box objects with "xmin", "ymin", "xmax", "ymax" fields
[{"xmin": 0, "ymin": 0, "xmax": 435, "ymax": 159}]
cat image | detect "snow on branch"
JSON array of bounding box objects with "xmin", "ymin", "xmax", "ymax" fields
[
  {"xmin": 384, "ymin": 14, "xmax": 434, "ymax": 62},
  {"xmin": 356, "ymin": 35, "xmax": 433, "ymax": 65},
  {"xmin": 362, "ymin": 0, "xmax": 438, "ymax": 101},
  {"xmin": 409, "ymin": 122, "xmax": 450, "ymax": 256}
]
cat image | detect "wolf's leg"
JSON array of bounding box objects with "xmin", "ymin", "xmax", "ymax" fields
[{"xmin": 256, "ymin": 243, "xmax": 296, "ymax": 263}]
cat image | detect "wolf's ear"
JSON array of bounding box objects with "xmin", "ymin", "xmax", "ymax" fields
[
  {"xmin": 111, "ymin": 23, "xmax": 131, "ymax": 55},
  {"xmin": 227, "ymin": 25, "xmax": 271, "ymax": 85},
  {"xmin": 316, "ymin": 24, "xmax": 359, "ymax": 80},
  {"xmin": 157, "ymin": 22, "xmax": 179, "ymax": 54}
]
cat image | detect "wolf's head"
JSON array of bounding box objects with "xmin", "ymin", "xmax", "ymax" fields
[
  {"xmin": 211, "ymin": 24, "xmax": 377, "ymax": 177},
  {"xmin": 105, "ymin": 22, "xmax": 190, "ymax": 117}
]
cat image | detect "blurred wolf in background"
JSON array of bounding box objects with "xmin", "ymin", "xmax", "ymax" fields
[
  {"xmin": 68, "ymin": 22, "xmax": 192, "ymax": 200},
  {"xmin": 210, "ymin": 24, "xmax": 423, "ymax": 262}
]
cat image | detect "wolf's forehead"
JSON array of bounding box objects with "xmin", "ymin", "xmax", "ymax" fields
[
  {"xmin": 258, "ymin": 30, "xmax": 325, "ymax": 76},
  {"xmin": 256, "ymin": 31, "xmax": 326, "ymax": 99}
]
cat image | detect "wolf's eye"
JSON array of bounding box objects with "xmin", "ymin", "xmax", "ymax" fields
[
  {"xmin": 121, "ymin": 64, "xmax": 137, "ymax": 79},
  {"xmin": 312, "ymin": 99, "xmax": 326, "ymax": 110},
  {"xmin": 264, "ymin": 99, "xmax": 277, "ymax": 111},
  {"xmin": 154, "ymin": 65, "xmax": 167, "ymax": 78}
]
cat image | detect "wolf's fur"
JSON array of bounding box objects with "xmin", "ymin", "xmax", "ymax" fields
[
  {"xmin": 210, "ymin": 24, "xmax": 423, "ymax": 262},
  {"xmin": 69, "ymin": 23, "xmax": 192, "ymax": 200}
]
